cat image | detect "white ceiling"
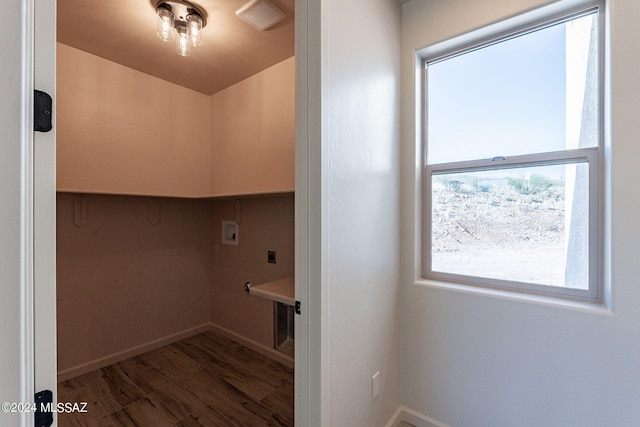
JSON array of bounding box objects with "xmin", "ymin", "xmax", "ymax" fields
[{"xmin": 57, "ymin": 0, "xmax": 295, "ymax": 95}]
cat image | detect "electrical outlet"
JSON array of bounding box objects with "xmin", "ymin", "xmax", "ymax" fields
[
  {"xmin": 372, "ymin": 371, "xmax": 381, "ymax": 401},
  {"xmin": 268, "ymin": 250, "xmax": 276, "ymax": 264}
]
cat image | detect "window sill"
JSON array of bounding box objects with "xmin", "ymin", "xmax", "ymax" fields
[{"xmin": 412, "ymin": 278, "xmax": 612, "ymax": 315}]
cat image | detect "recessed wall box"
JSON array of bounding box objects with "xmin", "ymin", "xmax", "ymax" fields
[{"xmin": 222, "ymin": 220, "xmax": 239, "ymax": 245}]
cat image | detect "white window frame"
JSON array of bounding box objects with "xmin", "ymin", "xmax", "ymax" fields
[{"xmin": 420, "ymin": 2, "xmax": 605, "ymax": 303}]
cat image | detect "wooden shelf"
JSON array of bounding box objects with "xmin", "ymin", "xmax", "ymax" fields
[{"xmin": 249, "ymin": 276, "xmax": 294, "ymax": 306}]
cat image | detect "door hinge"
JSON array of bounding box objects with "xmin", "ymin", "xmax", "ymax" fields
[
  {"xmin": 295, "ymin": 300, "xmax": 301, "ymax": 315},
  {"xmin": 34, "ymin": 90, "xmax": 53, "ymax": 132},
  {"xmin": 34, "ymin": 389, "xmax": 53, "ymax": 427}
]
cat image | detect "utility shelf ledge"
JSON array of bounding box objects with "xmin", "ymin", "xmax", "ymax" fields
[{"xmin": 246, "ymin": 276, "xmax": 295, "ymax": 306}]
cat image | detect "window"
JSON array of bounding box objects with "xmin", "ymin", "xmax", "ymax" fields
[{"xmin": 423, "ymin": 5, "xmax": 603, "ymax": 301}]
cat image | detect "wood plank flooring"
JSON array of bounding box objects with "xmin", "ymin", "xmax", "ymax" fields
[{"xmin": 57, "ymin": 330, "xmax": 294, "ymax": 426}]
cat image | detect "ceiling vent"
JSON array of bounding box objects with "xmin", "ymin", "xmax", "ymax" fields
[{"xmin": 235, "ymin": 0, "xmax": 286, "ymax": 31}]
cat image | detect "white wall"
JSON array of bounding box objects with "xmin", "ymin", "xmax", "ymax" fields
[
  {"xmin": 0, "ymin": 0, "xmax": 27, "ymax": 425},
  {"xmin": 401, "ymin": 0, "xmax": 640, "ymax": 425},
  {"xmin": 319, "ymin": 0, "xmax": 402, "ymax": 425}
]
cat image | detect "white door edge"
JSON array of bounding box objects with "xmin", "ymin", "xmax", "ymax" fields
[
  {"xmin": 294, "ymin": 0, "xmax": 310, "ymax": 424},
  {"xmin": 20, "ymin": 0, "xmax": 35, "ymax": 425},
  {"xmin": 32, "ymin": 0, "xmax": 58, "ymax": 425},
  {"xmin": 294, "ymin": 0, "xmax": 326, "ymax": 425}
]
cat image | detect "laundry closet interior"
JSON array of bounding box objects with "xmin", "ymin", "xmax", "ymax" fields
[{"xmin": 54, "ymin": 0, "xmax": 295, "ymax": 424}]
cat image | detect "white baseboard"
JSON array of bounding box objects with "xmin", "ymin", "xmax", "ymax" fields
[
  {"xmin": 57, "ymin": 322, "xmax": 294, "ymax": 382},
  {"xmin": 386, "ymin": 406, "xmax": 450, "ymax": 427},
  {"xmin": 208, "ymin": 322, "xmax": 294, "ymax": 369},
  {"xmin": 57, "ymin": 323, "xmax": 212, "ymax": 382}
]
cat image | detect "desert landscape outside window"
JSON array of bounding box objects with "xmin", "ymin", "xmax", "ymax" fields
[{"xmin": 423, "ymin": 6, "xmax": 603, "ymax": 301}]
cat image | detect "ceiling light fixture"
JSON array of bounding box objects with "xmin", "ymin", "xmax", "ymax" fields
[{"xmin": 155, "ymin": 0, "xmax": 207, "ymax": 57}]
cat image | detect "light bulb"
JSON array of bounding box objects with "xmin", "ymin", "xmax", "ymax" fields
[
  {"xmin": 175, "ymin": 26, "xmax": 192, "ymax": 56},
  {"xmin": 156, "ymin": 8, "xmax": 174, "ymax": 42},
  {"xmin": 187, "ymin": 14, "xmax": 203, "ymax": 47}
]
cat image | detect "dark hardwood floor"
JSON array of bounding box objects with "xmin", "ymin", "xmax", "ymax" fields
[{"xmin": 57, "ymin": 330, "xmax": 294, "ymax": 426}]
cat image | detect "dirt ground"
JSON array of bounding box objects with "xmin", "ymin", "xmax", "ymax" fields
[{"xmin": 431, "ymin": 184, "xmax": 568, "ymax": 286}]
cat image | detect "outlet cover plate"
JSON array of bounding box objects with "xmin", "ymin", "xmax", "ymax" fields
[{"xmin": 372, "ymin": 371, "xmax": 381, "ymax": 401}]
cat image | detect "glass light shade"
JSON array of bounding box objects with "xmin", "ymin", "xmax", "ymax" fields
[
  {"xmin": 187, "ymin": 14, "xmax": 203, "ymax": 47},
  {"xmin": 175, "ymin": 26, "xmax": 192, "ymax": 56},
  {"xmin": 156, "ymin": 8, "xmax": 175, "ymax": 42}
]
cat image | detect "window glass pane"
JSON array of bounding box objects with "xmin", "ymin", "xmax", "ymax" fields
[
  {"xmin": 431, "ymin": 162, "xmax": 589, "ymax": 289},
  {"xmin": 427, "ymin": 13, "xmax": 598, "ymax": 165}
]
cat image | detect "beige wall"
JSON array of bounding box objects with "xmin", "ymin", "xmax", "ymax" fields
[
  {"xmin": 57, "ymin": 44, "xmax": 294, "ymax": 198},
  {"xmin": 55, "ymin": 44, "xmax": 295, "ymax": 378},
  {"xmin": 210, "ymin": 57, "xmax": 295, "ymax": 196},
  {"xmin": 210, "ymin": 194, "xmax": 295, "ymax": 348},
  {"xmin": 56, "ymin": 193, "xmax": 294, "ymax": 375},
  {"xmin": 56, "ymin": 193, "xmax": 212, "ymax": 374},
  {"xmin": 56, "ymin": 44, "xmax": 212, "ymax": 197}
]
